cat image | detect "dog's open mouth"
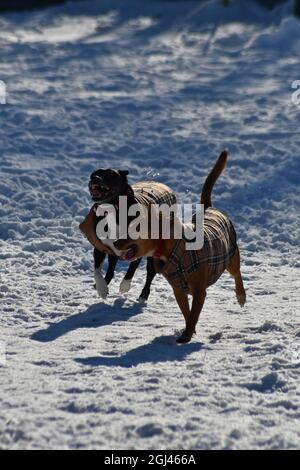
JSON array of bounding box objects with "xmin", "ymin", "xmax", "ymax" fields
[
  {"xmin": 89, "ymin": 183, "xmax": 112, "ymax": 201},
  {"xmin": 123, "ymin": 244, "xmax": 139, "ymax": 261}
]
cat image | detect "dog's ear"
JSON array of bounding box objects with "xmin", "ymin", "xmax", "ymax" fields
[{"xmin": 119, "ymin": 170, "xmax": 129, "ymax": 178}]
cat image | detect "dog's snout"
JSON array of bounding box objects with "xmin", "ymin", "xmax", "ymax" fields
[{"xmin": 89, "ymin": 176, "xmax": 103, "ymax": 186}]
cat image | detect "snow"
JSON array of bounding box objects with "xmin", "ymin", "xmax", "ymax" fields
[{"xmin": 0, "ymin": 0, "xmax": 299, "ymax": 450}]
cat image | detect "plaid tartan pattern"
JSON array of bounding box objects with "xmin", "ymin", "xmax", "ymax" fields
[
  {"xmin": 132, "ymin": 182, "xmax": 177, "ymax": 208},
  {"xmin": 163, "ymin": 208, "xmax": 237, "ymax": 293}
]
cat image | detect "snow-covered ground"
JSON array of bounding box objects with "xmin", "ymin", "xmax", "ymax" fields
[{"xmin": 0, "ymin": 0, "xmax": 299, "ymax": 450}]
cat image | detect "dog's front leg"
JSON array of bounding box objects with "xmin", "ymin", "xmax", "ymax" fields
[
  {"xmin": 176, "ymin": 268, "xmax": 208, "ymax": 344},
  {"xmin": 176, "ymin": 287, "xmax": 206, "ymax": 344},
  {"xmin": 173, "ymin": 287, "xmax": 190, "ymax": 325},
  {"xmin": 119, "ymin": 258, "xmax": 142, "ymax": 294},
  {"xmin": 105, "ymin": 255, "xmax": 118, "ymax": 286},
  {"xmin": 139, "ymin": 258, "xmax": 156, "ymax": 302},
  {"xmin": 94, "ymin": 249, "xmax": 109, "ymax": 299}
]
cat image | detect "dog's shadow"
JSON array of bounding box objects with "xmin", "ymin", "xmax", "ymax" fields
[
  {"xmin": 31, "ymin": 298, "xmax": 143, "ymax": 343},
  {"xmin": 75, "ymin": 335, "xmax": 205, "ymax": 368}
]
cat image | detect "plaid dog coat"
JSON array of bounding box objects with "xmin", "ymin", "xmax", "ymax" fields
[
  {"xmin": 132, "ymin": 182, "xmax": 177, "ymax": 208},
  {"xmin": 162, "ymin": 208, "xmax": 237, "ymax": 293},
  {"xmin": 91, "ymin": 181, "xmax": 176, "ymax": 214}
]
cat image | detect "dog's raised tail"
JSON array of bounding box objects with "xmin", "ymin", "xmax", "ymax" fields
[{"xmin": 201, "ymin": 150, "xmax": 228, "ymax": 210}]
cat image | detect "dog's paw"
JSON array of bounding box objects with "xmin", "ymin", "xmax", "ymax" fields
[
  {"xmin": 176, "ymin": 331, "xmax": 193, "ymax": 344},
  {"xmin": 237, "ymin": 293, "xmax": 246, "ymax": 307},
  {"xmin": 138, "ymin": 289, "xmax": 150, "ymax": 303},
  {"xmin": 94, "ymin": 269, "xmax": 109, "ymax": 299},
  {"xmin": 119, "ymin": 279, "xmax": 132, "ymax": 294}
]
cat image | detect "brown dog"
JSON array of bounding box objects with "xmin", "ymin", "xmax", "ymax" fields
[{"xmin": 114, "ymin": 151, "xmax": 246, "ymax": 343}]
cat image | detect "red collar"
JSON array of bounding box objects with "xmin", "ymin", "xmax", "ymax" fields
[{"xmin": 153, "ymin": 239, "xmax": 165, "ymax": 260}]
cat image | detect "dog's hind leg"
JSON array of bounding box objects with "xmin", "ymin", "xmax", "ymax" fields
[
  {"xmin": 119, "ymin": 258, "xmax": 142, "ymax": 294},
  {"xmin": 139, "ymin": 258, "xmax": 156, "ymax": 303},
  {"xmin": 94, "ymin": 249, "xmax": 109, "ymax": 299},
  {"xmin": 227, "ymin": 246, "xmax": 246, "ymax": 307}
]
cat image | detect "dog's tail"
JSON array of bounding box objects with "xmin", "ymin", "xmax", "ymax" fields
[{"xmin": 201, "ymin": 150, "xmax": 228, "ymax": 210}]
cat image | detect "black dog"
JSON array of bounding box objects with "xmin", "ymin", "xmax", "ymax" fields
[{"xmin": 80, "ymin": 169, "xmax": 176, "ymax": 301}]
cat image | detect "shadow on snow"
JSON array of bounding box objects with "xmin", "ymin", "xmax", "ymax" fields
[
  {"xmin": 75, "ymin": 335, "xmax": 205, "ymax": 368},
  {"xmin": 31, "ymin": 298, "xmax": 143, "ymax": 343}
]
